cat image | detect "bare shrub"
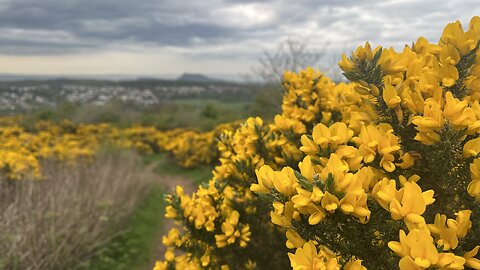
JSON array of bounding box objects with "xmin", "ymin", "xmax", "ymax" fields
[
  {"xmin": 249, "ymin": 38, "xmax": 328, "ymax": 84},
  {"xmin": 0, "ymin": 151, "xmax": 154, "ymax": 270}
]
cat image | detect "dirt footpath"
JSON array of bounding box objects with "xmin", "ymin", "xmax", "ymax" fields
[{"xmin": 145, "ymin": 161, "xmax": 197, "ymax": 269}]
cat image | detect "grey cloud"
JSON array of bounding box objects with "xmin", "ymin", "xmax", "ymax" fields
[
  {"xmin": 0, "ymin": 0, "xmax": 280, "ymax": 54},
  {"xmin": 0, "ymin": 0, "xmax": 479, "ymax": 57}
]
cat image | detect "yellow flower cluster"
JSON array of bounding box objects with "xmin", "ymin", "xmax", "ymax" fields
[
  {"xmin": 0, "ymin": 121, "xmax": 99, "ymax": 179},
  {"xmin": 288, "ymin": 241, "xmax": 366, "ymax": 270},
  {"xmin": 159, "ymin": 117, "xmax": 271, "ymax": 269},
  {"xmin": 0, "ymin": 118, "xmax": 236, "ymax": 180}
]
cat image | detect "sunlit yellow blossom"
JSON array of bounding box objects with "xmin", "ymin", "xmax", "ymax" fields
[
  {"xmin": 321, "ymin": 192, "xmax": 340, "ymax": 213},
  {"xmin": 339, "ymin": 54, "xmax": 355, "ymax": 72},
  {"xmin": 372, "ymin": 178, "xmax": 397, "ymax": 210},
  {"xmin": 339, "ymin": 188, "xmax": 371, "ymax": 223},
  {"xmin": 344, "ymin": 260, "xmax": 367, "ymax": 270},
  {"xmin": 300, "ymin": 134, "xmax": 320, "ymax": 155},
  {"xmin": 389, "ymin": 229, "xmax": 439, "ymax": 269},
  {"xmin": 272, "ymin": 167, "xmax": 299, "ymax": 197},
  {"xmin": 298, "ymin": 156, "xmax": 315, "ymax": 182},
  {"xmin": 389, "ymin": 182, "xmax": 435, "ymax": 225},
  {"xmin": 464, "ymin": 138, "xmax": 480, "ymax": 157},
  {"xmin": 251, "ymin": 165, "xmax": 275, "ymax": 193},
  {"xmin": 464, "ymin": 246, "xmax": 480, "ymax": 269},
  {"xmin": 383, "ymin": 82, "xmax": 401, "ymax": 108},
  {"xmin": 288, "ymin": 241, "xmax": 340, "ymax": 270},
  {"xmin": 286, "ymin": 229, "xmax": 306, "ymax": 249}
]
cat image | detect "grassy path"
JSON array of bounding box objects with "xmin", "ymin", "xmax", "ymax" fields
[{"xmin": 145, "ymin": 158, "xmax": 198, "ymax": 269}]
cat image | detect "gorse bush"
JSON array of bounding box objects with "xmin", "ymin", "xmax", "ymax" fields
[
  {"xmin": 155, "ymin": 17, "xmax": 480, "ymax": 269},
  {"xmin": 0, "ymin": 119, "xmax": 238, "ymax": 180},
  {"xmin": 155, "ymin": 69, "xmax": 368, "ymax": 269}
]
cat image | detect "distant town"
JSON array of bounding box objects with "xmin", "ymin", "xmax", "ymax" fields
[{"xmin": 0, "ymin": 73, "xmax": 255, "ymax": 111}]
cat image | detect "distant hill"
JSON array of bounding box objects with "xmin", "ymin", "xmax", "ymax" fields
[
  {"xmin": 176, "ymin": 73, "xmax": 221, "ymax": 83},
  {"xmin": 0, "ymin": 73, "xmax": 247, "ymax": 84}
]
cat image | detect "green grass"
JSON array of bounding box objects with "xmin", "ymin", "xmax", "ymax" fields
[
  {"xmin": 143, "ymin": 153, "xmax": 212, "ymax": 185},
  {"xmin": 74, "ymin": 185, "xmax": 165, "ymax": 270},
  {"xmin": 173, "ymin": 98, "xmax": 249, "ymax": 109}
]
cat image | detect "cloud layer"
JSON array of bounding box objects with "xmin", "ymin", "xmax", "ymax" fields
[{"xmin": 0, "ymin": 0, "xmax": 479, "ymax": 75}]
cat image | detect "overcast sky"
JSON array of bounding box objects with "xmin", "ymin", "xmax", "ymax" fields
[{"xmin": 0, "ymin": 0, "xmax": 479, "ymax": 79}]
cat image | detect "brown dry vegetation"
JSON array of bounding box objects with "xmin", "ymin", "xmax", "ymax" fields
[{"xmin": 0, "ymin": 151, "xmax": 154, "ymax": 270}]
